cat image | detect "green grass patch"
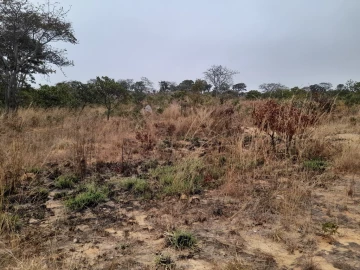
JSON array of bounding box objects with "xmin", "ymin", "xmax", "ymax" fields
[
  {"xmin": 121, "ymin": 178, "xmax": 150, "ymax": 195},
  {"xmin": 303, "ymin": 159, "xmax": 328, "ymax": 171},
  {"xmin": 167, "ymin": 230, "xmax": 197, "ymax": 250},
  {"xmin": 65, "ymin": 183, "xmax": 108, "ymax": 211},
  {"xmin": 55, "ymin": 175, "xmax": 78, "ymax": 189},
  {"xmin": 151, "ymin": 158, "xmax": 204, "ymax": 196}
]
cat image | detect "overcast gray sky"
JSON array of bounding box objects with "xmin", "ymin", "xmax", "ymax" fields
[{"xmin": 37, "ymin": 0, "xmax": 360, "ymax": 90}]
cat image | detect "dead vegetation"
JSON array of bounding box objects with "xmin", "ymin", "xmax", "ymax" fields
[{"xmin": 0, "ymin": 99, "xmax": 360, "ymax": 269}]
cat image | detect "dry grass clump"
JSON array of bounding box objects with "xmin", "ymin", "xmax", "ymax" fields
[{"xmin": 334, "ymin": 142, "xmax": 360, "ymax": 174}]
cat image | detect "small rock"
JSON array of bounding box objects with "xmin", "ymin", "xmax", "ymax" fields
[
  {"xmin": 29, "ymin": 218, "xmax": 40, "ymax": 224},
  {"xmin": 73, "ymin": 238, "xmax": 79, "ymax": 243},
  {"xmin": 189, "ymin": 196, "xmax": 200, "ymax": 204},
  {"xmin": 180, "ymin": 194, "xmax": 188, "ymax": 201},
  {"xmin": 144, "ymin": 105, "xmax": 152, "ymax": 113}
]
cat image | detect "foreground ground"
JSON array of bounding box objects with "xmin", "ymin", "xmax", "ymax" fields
[{"xmin": 1, "ymin": 101, "xmax": 360, "ymax": 269}]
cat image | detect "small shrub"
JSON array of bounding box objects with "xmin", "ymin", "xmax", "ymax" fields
[
  {"xmin": 167, "ymin": 230, "xmax": 197, "ymax": 250},
  {"xmin": 65, "ymin": 183, "xmax": 108, "ymax": 211},
  {"xmin": 322, "ymin": 222, "xmax": 339, "ymax": 235},
  {"xmin": 252, "ymin": 99, "xmax": 317, "ymax": 152},
  {"xmin": 55, "ymin": 175, "xmax": 78, "ymax": 189}
]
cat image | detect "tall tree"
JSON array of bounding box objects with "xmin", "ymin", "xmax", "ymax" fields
[
  {"xmin": 159, "ymin": 81, "xmax": 177, "ymax": 92},
  {"xmin": 117, "ymin": 79, "xmax": 133, "ymax": 91},
  {"xmin": 89, "ymin": 76, "xmax": 128, "ymax": 120},
  {"xmin": 177, "ymin": 80, "xmax": 194, "ymax": 91},
  {"xmin": 203, "ymin": 65, "xmax": 238, "ymax": 95},
  {"xmin": 140, "ymin": 77, "xmax": 154, "ymax": 93},
  {"xmin": 318, "ymin": 82, "xmax": 333, "ymax": 91},
  {"xmin": 191, "ymin": 79, "xmax": 211, "ymax": 93},
  {"xmin": 336, "ymin": 84, "xmax": 345, "ymax": 91},
  {"xmin": 0, "ymin": 0, "xmax": 77, "ymax": 111},
  {"xmin": 232, "ymin": 83, "xmax": 247, "ymax": 93}
]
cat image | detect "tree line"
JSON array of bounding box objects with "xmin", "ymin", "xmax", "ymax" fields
[{"xmin": 1, "ymin": 0, "xmax": 360, "ymax": 115}]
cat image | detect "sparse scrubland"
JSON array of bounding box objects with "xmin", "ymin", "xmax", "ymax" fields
[{"xmin": 1, "ymin": 95, "xmax": 360, "ymax": 270}]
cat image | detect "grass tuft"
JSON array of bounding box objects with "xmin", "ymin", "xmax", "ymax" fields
[
  {"xmin": 54, "ymin": 175, "xmax": 78, "ymax": 189},
  {"xmin": 151, "ymin": 158, "xmax": 204, "ymax": 196},
  {"xmin": 155, "ymin": 254, "xmax": 176, "ymax": 270},
  {"xmin": 166, "ymin": 230, "xmax": 197, "ymax": 250},
  {"xmin": 65, "ymin": 183, "xmax": 108, "ymax": 211},
  {"xmin": 0, "ymin": 212, "xmax": 21, "ymax": 235}
]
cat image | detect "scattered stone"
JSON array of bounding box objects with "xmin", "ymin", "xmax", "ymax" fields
[
  {"xmin": 180, "ymin": 194, "xmax": 188, "ymax": 201},
  {"xmin": 29, "ymin": 218, "xmax": 40, "ymax": 224},
  {"xmin": 73, "ymin": 238, "xmax": 79, "ymax": 243}
]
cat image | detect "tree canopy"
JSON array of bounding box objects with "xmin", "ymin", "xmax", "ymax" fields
[{"xmin": 0, "ymin": 0, "xmax": 77, "ymax": 111}]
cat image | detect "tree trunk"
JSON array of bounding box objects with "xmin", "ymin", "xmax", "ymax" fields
[
  {"xmin": 4, "ymin": 73, "xmax": 19, "ymax": 113},
  {"xmin": 106, "ymin": 104, "xmax": 111, "ymax": 120}
]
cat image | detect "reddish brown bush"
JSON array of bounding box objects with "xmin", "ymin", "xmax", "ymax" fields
[{"xmin": 252, "ymin": 100, "xmax": 318, "ymax": 151}]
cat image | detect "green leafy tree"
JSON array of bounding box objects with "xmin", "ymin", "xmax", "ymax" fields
[
  {"xmin": 131, "ymin": 81, "xmax": 147, "ymax": 104},
  {"xmin": 0, "ymin": 0, "xmax": 77, "ymax": 111},
  {"xmin": 117, "ymin": 79, "xmax": 134, "ymax": 91},
  {"xmin": 290, "ymin": 86, "xmax": 307, "ymax": 97},
  {"xmin": 191, "ymin": 79, "xmax": 211, "ymax": 93},
  {"xmin": 32, "ymin": 84, "xmax": 70, "ymax": 108},
  {"xmin": 89, "ymin": 76, "xmax": 128, "ymax": 120},
  {"xmin": 177, "ymin": 80, "xmax": 194, "ymax": 91},
  {"xmin": 318, "ymin": 82, "xmax": 333, "ymax": 91},
  {"xmin": 245, "ymin": 90, "xmax": 262, "ymax": 100},
  {"xmin": 336, "ymin": 84, "xmax": 345, "ymax": 91},
  {"xmin": 60, "ymin": 81, "xmax": 95, "ymax": 109},
  {"xmin": 159, "ymin": 81, "xmax": 177, "ymax": 92},
  {"xmin": 232, "ymin": 83, "xmax": 247, "ymax": 93}
]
